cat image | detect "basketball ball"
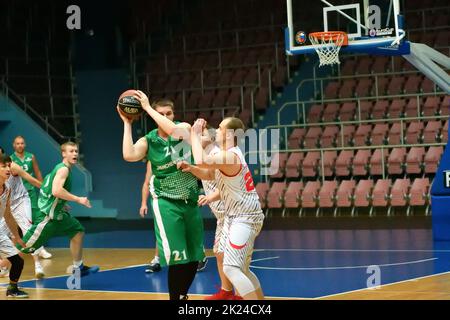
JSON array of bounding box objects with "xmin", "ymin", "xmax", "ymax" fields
[{"xmin": 118, "ymin": 90, "xmax": 143, "ymax": 117}]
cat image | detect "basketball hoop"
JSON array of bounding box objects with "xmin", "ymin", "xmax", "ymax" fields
[{"xmin": 309, "ymin": 31, "xmax": 348, "ymax": 66}]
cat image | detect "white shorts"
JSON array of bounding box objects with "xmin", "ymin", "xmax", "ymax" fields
[
  {"xmin": 11, "ymin": 197, "xmax": 33, "ymax": 234},
  {"xmin": 221, "ymin": 216, "xmax": 263, "ymax": 270},
  {"xmin": 0, "ymin": 222, "xmax": 19, "ymax": 259}
]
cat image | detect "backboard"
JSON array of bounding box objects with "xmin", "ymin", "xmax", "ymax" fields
[{"xmin": 285, "ymin": 0, "xmax": 409, "ymax": 56}]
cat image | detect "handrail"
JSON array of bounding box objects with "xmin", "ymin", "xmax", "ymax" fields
[{"xmin": 0, "ymin": 80, "xmax": 70, "ymax": 142}]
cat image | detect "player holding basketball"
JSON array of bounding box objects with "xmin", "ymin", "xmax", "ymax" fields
[
  {"xmin": 10, "ymin": 136, "xmax": 52, "ymax": 259},
  {"xmin": 189, "ymin": 117, "xmax": 265, "ymax": 300},
  {"xmin": 15, "ymin": 142, "xmax": 99, "ymax": 277},
  {"xmin": 0, "ymin": 154, "xmax": 29, "ymax": 298},
  {"xmin": 0, "ymin": 147, "xmax": 46, "ymax": 278},
  {"xmin": 118, "ymin": 93, "xmax": 205, "ymax": 300}
]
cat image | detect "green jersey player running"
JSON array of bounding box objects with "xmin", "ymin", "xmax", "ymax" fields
[
  {"xmin": 117, "ymin": 92, "xmax": 205, "ymax": 300},
  {"xmin": 15, "ymin": 142, "xmax": 99, "ymax": 277}
]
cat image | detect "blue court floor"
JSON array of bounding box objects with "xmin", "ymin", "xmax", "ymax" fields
[{"xmin": 7, "ymin": 229, "xmax": 450, "ymax": 299}]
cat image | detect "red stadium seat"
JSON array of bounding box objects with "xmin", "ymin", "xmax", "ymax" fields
[
  {"xmin": 285, "ymin": 152, "xmax": 304, "ymax": 178},
  {"xmin": 336, "ymin": 180, "xmax": 356, "ymax": 208},
  {"xmin": 372, "ymin": 179, "xmax": 392, "ymax": 207},
  {"xmin": 284, "ymin": 182, "xmax": 303, "ymax": 209}
]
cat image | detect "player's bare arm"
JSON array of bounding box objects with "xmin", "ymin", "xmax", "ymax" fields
[
  {"xmin": 52, "ymin": 167, "xmax": 91, "ymax": 208},
  {"xmin": 198, "ymin": 188, "xmax": 221, "ymax": 206},
  {"xmin": 117, "ymin": 106, "xmax": 149, "ymax": 162},
  {"xmin": 31, "ymin": 155, "xmax": 43, "ymax": 182},
  {"xmin": 191, "ymin": 119, "xmax": 241, "ymax": 176},
  {"xmin": 140, "ymin": 160, "xmax": 152, "ymax": 218},
  {"xmin": 134, "ymin": 90, "xmax": 191, "ymax": 141},
  {"xmin": 10, "ymin": 162, "xmax": 41, "ymax": 189},
  {"xmin": 176, "ymin": 160, "xmax": 215, "ymax": 180}
]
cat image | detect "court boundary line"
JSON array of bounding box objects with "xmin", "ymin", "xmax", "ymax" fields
[{"xmin": 314, "ymin": 270, "xmax": 450, "ymax": 299}]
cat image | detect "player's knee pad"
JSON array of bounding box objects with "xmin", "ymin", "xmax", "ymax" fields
[{"xmin": 223, "ymin": 265, "xmax": 256, "ymax": 297}]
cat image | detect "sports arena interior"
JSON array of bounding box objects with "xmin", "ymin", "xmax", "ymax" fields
[{"xmin": 0, "ymin": 0, "xmax": 449, "ymax": 300}]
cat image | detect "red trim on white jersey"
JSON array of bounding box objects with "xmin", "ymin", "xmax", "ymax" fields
[{"xmin": 229, "ymin": 240, "xmax": 246, "ymax": 250}]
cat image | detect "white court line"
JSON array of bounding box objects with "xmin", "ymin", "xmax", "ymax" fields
[
  {"xmin": 314, "ymin": 270, "xmax": 450, "ymax": 300},
  {"xmin": 250, "ymin": 258, "xmax": 437, "ymax": 271},
  {"xmin": 251, "ymin": 256, "xmax": 280, "ymax": 263}
]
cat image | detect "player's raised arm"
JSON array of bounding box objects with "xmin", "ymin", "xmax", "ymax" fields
[
  {"xmin": 191, "ymin": 119, "xmax": 241, "ymax": 176},
  {"xmin": 52, "ymin": 167, "xmax": 91, "ymax": 208},
  {"xmin": 134, "ymin": 90, "xmax": 191, "ymax": 141},
  {"xmin": 117, "ymin": 106, "xmax": 148, "ymax": 162},
  {"xmin": 10, "ymin": 162, "xmax": 41, "ymax": 189},
  {"xmin": 177, "ymin": 161, "xmax": 216, "ymax": 180}
]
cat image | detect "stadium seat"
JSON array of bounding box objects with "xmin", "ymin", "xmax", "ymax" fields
[
  {"xmin": 267, "ymin": 182, "xmax": 287, "ymax": 209},
  {"xmin": 357, "ymin": 101, "xmax": 373, "ymax": 120},
  {"xmin": 302, "ymin": 152, "xmax": 321, "ymax": 177},
  {"xmin": 356, "ymin": 57, "xmax": 372, "ymax": 75},
  {"xmin": 424, "ymin": 146, "xmax": 444, "ymax": 174},
  {"xmin": 322, "ymin": 151, "xmax": 338, "ymax": 177},
  {"xmin": 410, "ymin": 178, "xmax": 430, "ymax": 206},
  {"xmin": 372, "ymin": 100, "xmax": 389, "ymax": 119},
  {"xmin": 354, "ymin": 180, "xmax": 374, "ymax": 207},
  {"xmin": 423, "ymin": 121, "xmax": 442, "ymax": 143},
  {"xmin": 318, "ymin": 181, "xmax": 338, "ymax": 208},
  {"xmin": 338, "ymin": 102, "xmax": 356, "ymax": 121},
  {"xmin": 355, "ymin": 78, "xmax": 373, "ymax": 97},
  {"xmin": 388, "ymin": 123, "xmax": 403, "ymax": 145},
  {"xmin": 387, "ymin": 76, "xmax": 405, "ymax": 95},
  {"xmin": 406, "ymin": 147, "xmax": 426, "ymax": 174},
  {"xmin": 371, "ymin": 123, "xmax": 389, "ymax": 145},
  {"xmin": 369, "ymin": 149, "xmax": 389, "ymax": 176},
  {"xmin": 390, "ymin": 179, "xmax": 410, "ymax": 207},
  {"xmin": 388, "ymin": 148, "xmax": 407, "ymax": 175},
  {"xmin": 304, "ymin": 127, "xmax": 322, "ymax": 148},
  {"xmin": 321, "ymin": 126, "xmax": 339, "ymax": 148},
  {"xmin": 372, "ymin": 179, "xmax": 392, "ymax": 207},
  {"xmin": 406, "ymin": 121, "xmax": 424, "ymax": 144},
  {"xmin": 285, "ymin": 152, "xmax": 304, "ymax": 178},
  {"xmin": 288, "ymin": 128, "xmax": 306, "ymax": 149},
  {"xmin": 404, "ymin": 75, "xmax": 422, "ymax": 94},
  {"xmin": 423, "ymin": 96, "xmax": 441, "ymax": 116},
  {"xmin": 336, "ymin": 180, "xmax": 356, "ymax": 208},
  {"xmin": 269, "ymin": 153, "xmax": 288, "ymax": 179},
  {"xmin": 301, "ymin": 181, "xmax": 321, "ymax": 208},
  {"xmin": 354, "ymin": 124, "xmax": 372, "ymax": 146},
  {"xmin": 324, "ymin": 81, "xmax": 340, "ymax": 99},
  {"xmin": 284, "ymin": 182, "xmax": 303, "ymax": 209},
  {"xmin": 335, "ymin": 150, "xmax": 354, "ymax": 177},
  {"xmin": 353, "ymin": 150, "xmax": 371, "ymax": 176},
  {"xmin": 335, "ymin": 125, "xmax": 356, "ymax": 147},
  {"xmin": 308, "ymin": 104, "xmax": 323, "ymax": 123},
  {"xmin": 389, "ymin": 99, "xmax": 406, "ymax": 118},
  {"xmin": 323, "ymin": 103, "xmax": 340, "ymax": 122}
]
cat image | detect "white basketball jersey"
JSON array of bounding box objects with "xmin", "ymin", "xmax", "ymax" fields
[
  {"xmin": 201, "ymin": 145, "xmax": 225, "ymax": 218},
  {"xmin": 6, "ymin": 175, "xmax": 28, "ymax": 204},
  {"xmin": 0, "ymin": 185, "xmax": 10, "ymax": 220},
  {"xmin": 216, "ymin": 146, "xmax": 264, "ymax": 220}
]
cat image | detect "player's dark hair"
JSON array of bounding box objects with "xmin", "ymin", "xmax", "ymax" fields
[
  {"xmin": 0, "ymin": 154, "xmax": 12, "ymax": 165},
  {"xmin": 0, "ymin": 146, "xmax": 4, "ymax": 155},
  {"xmin": 152, "ymin": 99, "xmax": 175, "ymax": 111}
]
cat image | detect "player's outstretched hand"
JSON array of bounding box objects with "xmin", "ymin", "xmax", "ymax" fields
[
  {"xmin": 78, "ymin": 197, "xmax": 92, "ymax": 208},
  {"xmin": 198, "ymin": 195, "xmax": 210, "ymax": 206},
  {"xmin": 117, "ymin": 105, "xmax": 134, "ymax": 124},
  {"xmin": 177, "ymin": 161, "xmax": 192, "ymax": 173},
  {"xmin": 134, "ymin": 90, "xmax": 151, "ymax": 112},
  {"xmin": 139, "ymin": 205, "xmax": 148, "ymax": 218}
]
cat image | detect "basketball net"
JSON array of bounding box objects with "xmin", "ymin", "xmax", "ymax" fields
[{"xmin": 309, "ymin": 31, "xmax": 348, "ymax": 66}]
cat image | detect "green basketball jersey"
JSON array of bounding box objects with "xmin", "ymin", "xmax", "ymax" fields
[
  {"xmin": 10, "ymin": 151, "xmax": 35, "ymax": 192},
  {"xmin": 38, "ymin": 162, "xmax": 72, "ymax": 220},
  {"xmin": 145, "ymin": 129, "xmax": 199, "ymax": 202}
]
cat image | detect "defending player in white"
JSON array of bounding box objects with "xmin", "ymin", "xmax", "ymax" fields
[{"xmin": 185, "ymin": 117, "xmax": 265, "ymax": 300}]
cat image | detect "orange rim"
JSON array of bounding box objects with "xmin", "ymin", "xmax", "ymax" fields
[{"xmin": 309, "ymin": 31, "xmax": 348, "ymax": 46}]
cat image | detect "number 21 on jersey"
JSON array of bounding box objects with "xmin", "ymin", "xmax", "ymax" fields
[{"xmin": 244, "ymin": 171, "xmax": 255, "ymax": 192}]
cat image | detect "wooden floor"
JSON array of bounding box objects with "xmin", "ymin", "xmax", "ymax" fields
[{"xmin": 0, "ymin": 249, "xmax": 448, "ymax": 300}]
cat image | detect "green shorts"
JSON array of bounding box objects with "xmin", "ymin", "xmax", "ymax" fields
[
  {"xmin": 150, "ymin": 197, "xmax": 205, "ymax": 267},
  {"xmin": 16, "ymin": 211, "xmax": 85, "ymax": 254}
]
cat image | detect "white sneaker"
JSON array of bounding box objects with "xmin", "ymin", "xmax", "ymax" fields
[
  {"xmin": 0, "ymin": 267, "xmax": 9, "ymax": 278},
  {"xmin": 39, "ymin": 249, "xmax": 52, "ymax": 259},
  {"xmin": 35, "ymin": 265, "xmax": 45, "ymax": 279}
]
